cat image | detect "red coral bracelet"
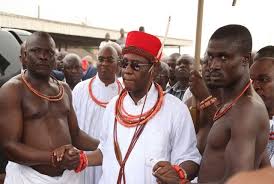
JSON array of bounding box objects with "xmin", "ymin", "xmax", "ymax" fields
[
  {"xmin": 172, "ymin": 165, "xmax": 188, "ymax": 184},
  {"xmin": 74, "ymin": 151, "xmax": 88, "ymax": 173}
]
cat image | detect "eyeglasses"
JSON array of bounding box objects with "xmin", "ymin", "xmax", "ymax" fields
[
  {"xmin": 97, "ymin": 56, "xmax": 116, "ymax": 63},
  {"xmin": 119, "ymin": 58, "xmax": 152, "ymax": 71}
]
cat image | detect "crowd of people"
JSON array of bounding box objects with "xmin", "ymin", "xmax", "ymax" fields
[{"xmin": 0, "ymin": 23, "xmax": 273, "ymax": 184}]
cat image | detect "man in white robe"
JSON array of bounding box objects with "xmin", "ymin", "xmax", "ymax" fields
[
  {"xmin": 72, "ymin": 45, "xmax": 122, "ymax": 184},
  {"xmin": 86, "ymin": 31, "xmax": 201, "ymax": 184}
]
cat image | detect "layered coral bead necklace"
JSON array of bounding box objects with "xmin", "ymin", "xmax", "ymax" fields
[
  {"xmin": 21, "ymin": 70, "xmax": 64, "ymax": 102},
  {"xmin": 213, "ymin": 79, "xmax": 252, "ymax": 122},
  {"xmin": 113, "ymin": 83, "xmax": 164, "ymax": 184},
  {"xmin": 88, "ymin": 76, "xmax": 122, "ymax": 108}
]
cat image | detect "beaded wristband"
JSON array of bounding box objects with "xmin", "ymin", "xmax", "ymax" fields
[
  {"xmin": 74, "ymin": 151, "xmax": 88, "ymax": 173},
  {"xmin": 199, "ymin": 95, "xmax": 212, "ymax": 105},
  {"xmin": 172, "ymin": 165, "xmax": 188, "ymax": 183},
  {"xmin": 199, "ymin": 97, "xmax": 217, "ymax": 110}
]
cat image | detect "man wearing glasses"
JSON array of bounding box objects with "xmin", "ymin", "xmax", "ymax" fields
[
  {"xmin": 72, "ymin": 45, "xmax": 122, "ymax": 184},
  {"xmin": 83, "ymin": 31, "xmax": 201, "ymax": 184}
]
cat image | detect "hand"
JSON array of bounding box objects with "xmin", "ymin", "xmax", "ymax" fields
[
  {"xmin": 52, "ymin": 144, "xmax": 81, "ymax": 170},
  {"xmin": 189, "ymin": 70, "xmax": 210, "ymax": 101},
  {"xmin": 59, "ymin": 147, "xmax": 81, "ymax": 170},
  {"xmin": 53, "ymin": 144, "xmax": 75, "ymax": 162},
  {"xmin": 153, "ymin": 161, "xmax": 187, "ymax": 184}
]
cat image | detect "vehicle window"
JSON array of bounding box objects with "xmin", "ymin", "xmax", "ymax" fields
[{"xmin": 0, "ymin": 30, "xmax": 21, "ymax": 86}]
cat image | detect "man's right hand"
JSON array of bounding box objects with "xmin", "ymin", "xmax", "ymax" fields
[
  {"xmin": 52, "ymin": 144, "xmax": 81, "ymax": 170},
  {"xmin": 189, "ymin": 70, "xmax": 210, "ymax": 101}
]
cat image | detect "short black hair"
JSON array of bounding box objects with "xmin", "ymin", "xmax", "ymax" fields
[
  {"xmin": 209, "ymin": 24, "xmax": 252, "ymax": 54},
  {"xmin": 254, "ymin": 45, "xmax": 274, "ymax": 61}
]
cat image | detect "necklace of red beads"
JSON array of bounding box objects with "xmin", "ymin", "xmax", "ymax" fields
[
  {"xmin": 113, "ymin": 83, "xmax": 164, "ymax": 184},
  {"xmin": 88, "ymin": 76, "xmax": 122, "ymax": 108},
  {"xmin": 213, "ymin": 79, "xmax": 253, "ymax": 122},
  {"xmin": 21, "ymin": 70, "xmax": 64, "ymax": 102}
]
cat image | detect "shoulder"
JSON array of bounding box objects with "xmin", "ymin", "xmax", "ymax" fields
[
  {"xmin": 60, "ymin": 81, "xmax": 71, "ymax": 93},
  {"xmin": 230, "ymin": 93, "xmax": 269, "ymax": 132},
  {"xmin": 235, "ymin": 93, "xmax": 267, "ymax": 120},
  {"xmin": 226, "ymin": 167, "xmax": 274, "ymax": 184},
  {"xmin": 0, "ymin": 74, "xmax": 23, "ymax": 101}
]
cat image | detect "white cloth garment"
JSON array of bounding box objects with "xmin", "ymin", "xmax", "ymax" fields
[
  {"xmin": 182, "ymin": 87, "xmax": 193, "ymax": 103},
  {"xmin": 4, "ymin": 162, "xmax": 80, "ymax": 184},
  {"xmin": 98, "ymin": 83, "xmax": 201, "ymax": 184},
  {"xmin": 72, "ymin": 75, "xmax": 121, "ymax": 184}
]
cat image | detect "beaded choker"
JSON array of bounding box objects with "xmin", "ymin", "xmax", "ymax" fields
[
  {"xmin": 88, "ymin": 76, "xmax": 122, "ymax": 108},
  {"xmin": 21, "ymin": 70, "xmax": 64, "ymax": 102},
  {"xmin": 115, "ymin": 83, "xmax": 164, "ymax": 127}
]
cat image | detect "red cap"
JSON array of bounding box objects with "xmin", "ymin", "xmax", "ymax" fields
[{"xmin": 122, "ymin": 31, "xmax": 162, "ymax": 63}]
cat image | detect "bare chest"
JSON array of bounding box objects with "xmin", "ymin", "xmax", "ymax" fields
[
  {"xmin": 206, "ymin": 119, "xmax": 231, "ymax": 150},
  {"xmin": 198, "ymin": 119, "xmax": 231, "ymax": 182},
  {"xmin": 22, "ymin": 90, "xmax": 70, "ymax": 121}
]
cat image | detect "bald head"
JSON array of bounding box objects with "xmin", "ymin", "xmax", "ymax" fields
[
  {"xmin": 63, "ymin": 53, "xmax": 81, "ymax": 66},
  {"xmin": 26, "ymin": 31, "xmax": 56, "ymax": 51}
]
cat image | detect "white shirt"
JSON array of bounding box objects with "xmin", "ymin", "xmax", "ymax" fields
[
  {"xmin": 182, "ymin": 87, "xmax": 193, "ymax": 103},
  {"xmin": 72, "ymin": 75, "xmax": 121, "ymax": 184},
  {"xmin": 98, "ymin": 84, "xmax": 201, "ymax": 184}
]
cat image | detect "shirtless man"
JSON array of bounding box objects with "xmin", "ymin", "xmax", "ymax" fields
[
  {"xmin": 198, "ymin": 24, "xmax": 269, "ymax": 183},
  {"xmin": 0, "ymin": 32, "xmax": 99, "ymax": 184}
]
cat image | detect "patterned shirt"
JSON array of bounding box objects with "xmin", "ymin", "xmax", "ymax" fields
[{"xmin": 166, "ymin": 82, "xmax": 187, "ymax": 101}]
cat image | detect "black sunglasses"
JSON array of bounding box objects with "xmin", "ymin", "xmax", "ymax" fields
[{"xmin": 119, "ymin": 58, "xmax": 152, "ymax": 71}]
